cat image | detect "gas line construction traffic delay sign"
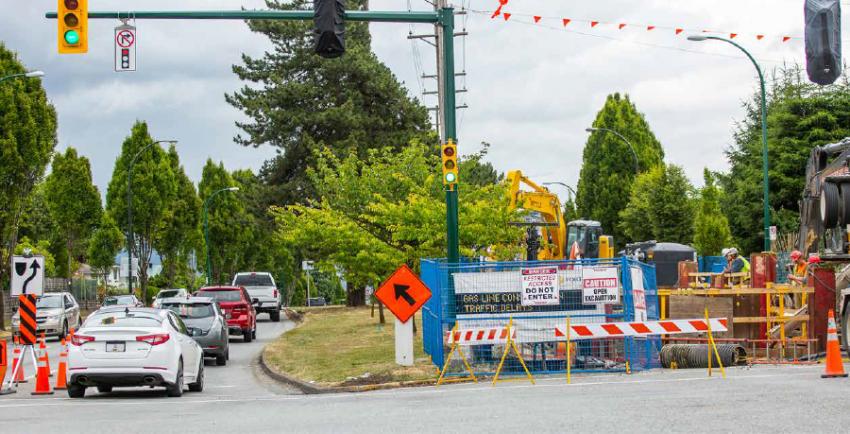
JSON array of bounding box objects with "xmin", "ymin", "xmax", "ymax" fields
[{"xmin": 376, "ymin": 264, "xmax": 432, "ymax": 323}]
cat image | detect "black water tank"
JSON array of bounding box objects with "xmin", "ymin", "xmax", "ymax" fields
[{"xmin": 649, "ymin": 243, "xmax": 696, "ymax": 288}]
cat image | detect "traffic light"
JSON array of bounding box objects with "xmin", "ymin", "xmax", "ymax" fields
[
  {"xmin": 57, "ymin": 0, "xmax": 88, "ymax": 54},
  {"xmin": 804, "ymin": 0, "xmax": 841, "ymax": 85},
  {"xmin": 313, "ymin": 0, "xmax": 345, "ymax": 58},
  {"xmin": 442, "ymin": 140, "xmax": 458, "ymax": 186}
]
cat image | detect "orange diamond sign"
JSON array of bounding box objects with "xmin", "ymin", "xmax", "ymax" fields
[{"xmin": 376, "ymin": 264, "xmax": 432, "ymax": 323}]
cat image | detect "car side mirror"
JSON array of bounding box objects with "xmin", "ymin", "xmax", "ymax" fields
[
  {"xmin": 11, "ymin": 306, "xmax": 17, "ymax": 313},
  {"xmin": 252, "ymin": 298, "xmax": 259, "ymax": 305}
]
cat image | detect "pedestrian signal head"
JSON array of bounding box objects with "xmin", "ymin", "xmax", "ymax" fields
[
  {"xmin": 58, "ymin": 0, "xmax": 87, "ymax": 54},
  {"xmin": 441, "ymin": 140, "xmax": 458, "ymax": 186}
]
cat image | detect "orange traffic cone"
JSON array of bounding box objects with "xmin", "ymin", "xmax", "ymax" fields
[
  {"xmin": 54, "ymin": 338, "xmax": 68, "ymax": 390},
  {"xmin": 822, "ymin": 309, "xmax": 848, "ymax": 378},
  {"xmin": 39, "ymin": 332, "xmax": 52, "ymax": 377},
  {"xmin": 31, "ymin": 348, "xmax": 53, "ymax": 395},
  {"xmin": 11, "ymin": 336, "xmax": 26, "ymax": 384}
]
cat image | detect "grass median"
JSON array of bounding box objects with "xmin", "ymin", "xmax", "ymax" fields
[{"xmin": 264, "ymin": 306, "xmax": 436, "ymax": 387}]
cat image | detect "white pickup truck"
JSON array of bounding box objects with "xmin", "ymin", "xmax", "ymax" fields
[{"xmin": 232, "ymin": 272, "xmax": 281, "ymax": 322}]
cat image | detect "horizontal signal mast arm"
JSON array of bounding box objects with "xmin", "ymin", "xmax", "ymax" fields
[{"xmin": 45, "ymin": 10, "xmax": 441, "ymax": 24}]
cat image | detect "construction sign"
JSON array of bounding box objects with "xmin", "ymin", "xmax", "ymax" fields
[
  {"xmin": 17, "ymin": 294, "xmax": 38, "ymax": 345},
  {"xmin": 581, "ymin": 266, "xmax": 620, "ymax": 305},
  {"xmin": 376, "ymin": 264, "xmax": 432, "ymax": 323},
  {"xmin": 11, "ymin": 255, "xmax": 45, "ymax": 296},
  {"xmin": 520, "ymin": 266, "xmax": 559, "ymax": 306}
]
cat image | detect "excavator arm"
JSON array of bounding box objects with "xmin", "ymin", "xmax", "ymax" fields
[{"xmin": 506, "ymin": 170, "xmax": 567, "ymax": 259}]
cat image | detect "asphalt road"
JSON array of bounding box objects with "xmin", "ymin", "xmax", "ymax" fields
[{"xmin": 4, "ymin": 321, "xmax": 850, "ymax": 433}]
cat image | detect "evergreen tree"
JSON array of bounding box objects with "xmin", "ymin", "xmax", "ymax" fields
[
  {"xmin": 227, "ymin": 0, "xmax": 432, "ymax": 205},
  {"xmin": 198, "ymin": 160, "xmax": 251, "ymax": 285},
  {"xmin": 576, "ymin": 93, "xmax": 665, "ymax": 245},
  {"xmin": 720, "ymin": 65, "xmax": 850, "ymax": 254},
  {"xmin": 155, "ymin": 146, "xmax": 202, "ymax": 287},
  {"xmin": 105, "ymin": 122, "xmax": 177, "ymax": 303},
  {"xmin": 619, "ymin": 164, "xmax": 695, "ymax": 245},
  {"xmin": 88, "ymin": 214, "xmax": 123, "ymax": 286},
  {"xmin": 0, "ymin": 43, "xmax": 56, "ymax": 330},
  {"xmin": 44, "ymin": 147, "xmax": 103, "ymax": 277},
  {"xmin": 694, "ymin": 169, "xmax": 732, "ymax": 256}
]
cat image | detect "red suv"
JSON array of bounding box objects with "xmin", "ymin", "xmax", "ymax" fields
[{"xmin": 196, "ymin": 286, "xmax": 257, "ymax": 342}]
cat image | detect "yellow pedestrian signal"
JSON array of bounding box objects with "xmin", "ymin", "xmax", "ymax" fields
[
  {"xmin": 442, "ymin": 140, "xmax": 458, "ymax": 186},
  {"xmin": 58, "ymin": 0, "xmax": 87, "ymax": 54}
]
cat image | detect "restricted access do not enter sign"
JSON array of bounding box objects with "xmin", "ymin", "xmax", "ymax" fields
[{"xmin": 375, "ymin": 264, "xmax": 432, "ymax": 323}]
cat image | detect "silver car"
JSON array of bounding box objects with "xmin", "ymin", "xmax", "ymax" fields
[
  {"xmin": 12, "ymin": 292, "xmax": 82, "ymax": 340},
  {"xmin": 159, "ymin": 297, "xmax": 230, "ymax": 366}
]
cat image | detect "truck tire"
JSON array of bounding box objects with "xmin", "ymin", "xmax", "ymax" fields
[
  {"xmin": 840, "ymin": 183, "xmax": 850, "ymax": 225},
  {"xmin": 840, "ymin": 306, "xmax": 850, "ymax": 357},
  {"xmin": 821, "ymin": 182, "xmax": 841, "ymax": 228},
  {"xmin": 270, "ymin": 309, "xmax": 281, "ymax": 322}
]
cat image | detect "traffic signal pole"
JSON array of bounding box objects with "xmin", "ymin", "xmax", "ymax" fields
[{"xmin": 47, "ymin": 7, "xmax": 462, "ymax": 263}]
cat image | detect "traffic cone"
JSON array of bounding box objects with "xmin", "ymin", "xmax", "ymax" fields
[
  {"xmin": 54, "ymin": 338, "xmax": 68, "ymax": 390},
  {"xmin": 11, "ymin": 336, "xmax": 26, "ymax": 384},
  {"xmin": 39, "ymin": 332, "xmax": 52, "ymax": 376},
  {"xmin": 31, "ymin": 348, "xmax": 53, "ymax": 395},
  {"xmin": 821, "ymin": 309, "xmax": 848, "ymax": 378}
]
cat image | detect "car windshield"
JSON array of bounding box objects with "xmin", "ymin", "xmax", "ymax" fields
[
  {"xmin": 36, "ymin": 296, "xmax": 63, "ymax": 309},
  {"xmin": 233, "ymin": 274, "xmax": 273, "ymax": 286},
  {"xmin": 103, "ymin": 296, "xmax": 136, "ymax": 306},
  {"xmin": 157, "ymin": 290, "xmax": 181, "ymax": 299},
  {"xmin": 85, "ymin": 312, "xmax": 161, "ymax": 328},
  {"xmin": 199, "ymin": 290, "xmax": 242, "ymax": 302},
  {"xmin": 162, "ymin": 303, "xmax": 214, "ymax": 319}
]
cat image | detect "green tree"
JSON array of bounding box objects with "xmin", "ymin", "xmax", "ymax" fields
[
  {"xmin": 576, "ymin": 93, "xmax": 665, "ymax": 245},
  {"xmin": 272, "ymin": 142, "xmax": 523, "ymax": 306},
  {"xmin": 721, "ymin": 65, "xmax": 850, "ymax": 254},
  {"xmin": 619, "ymin": 164, "xmax": 695, "ymax": 245},
  {"xmin": 87, "ymin": 214, "xmax": 123, "ymax": 285},
  {"xmin": 0, "ymin": 44, "xmax": 57, "ymax": 330},
  {"xmin": 694, "ymin": 169, "xmax": 732, "ymax": 256},
  {"xmin": 199, "ymin": 160, "xmax": 251, "ymax": 285},
  {"xmin": 155, "ymin": 146, "xmax": 202, "ymax": 287},
  {"xmin": 105, "ymin": 122, "xmax": 177, "ymax": 304},
  {"xmin": 44, "ymin": 147, "xmax": 103, "ymax": 277},
  {"xmin": 460, "ymin": 142, "xmax": 502, "ymax": 186},
  {"xmin": 226, "ymin": 0, "xmax": 432, "ymax": 205}
]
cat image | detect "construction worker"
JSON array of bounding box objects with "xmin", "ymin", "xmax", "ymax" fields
[
  {"xmin": 723, "ymin": 248, "xmax": 750, "ymax": 274},
  {"xmin": 787, "ymin": 250, "xmax": 808, "ymax": 285}
]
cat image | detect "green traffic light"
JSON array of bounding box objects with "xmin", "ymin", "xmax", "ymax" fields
[
  {"xmin": 445, "ymin": 172, "xmax": 457, "ymax": 183},
  {"xmin": 64, "ymin": 30, "xmax": 80, "ymax": 45}
]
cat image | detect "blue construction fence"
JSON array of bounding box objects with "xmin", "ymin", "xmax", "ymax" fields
[{"xmin": 421, "ymin": 256, "xmax": 661, "ymax": 376}]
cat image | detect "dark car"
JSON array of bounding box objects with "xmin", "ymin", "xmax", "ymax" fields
[
  {"xmin": 160, "ymin": 297, "xmax": 229, "ymax": 365},
  {"xmin": 101, "ymin": 294, "xmax": 144, "ymax": 308},
  {"xmin": 196, "ymin": 286, "xmax": 257, "ymax": 343}
]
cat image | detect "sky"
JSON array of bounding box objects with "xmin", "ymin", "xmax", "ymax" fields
[{"xmin": 0, "ymin": 0, "xmax": 842, "ymax": 201}]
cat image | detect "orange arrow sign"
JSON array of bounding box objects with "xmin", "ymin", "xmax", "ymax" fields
[{"xmin": 376, "ymin": 265, "xmax": 432, "ymax": 323}]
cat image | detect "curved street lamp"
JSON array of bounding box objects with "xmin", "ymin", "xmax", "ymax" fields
[
  {"xmin": 203, "ymin": 187, "xmax": 240, "ymax": 285},
  {"xmin": 0, "ymin": 70, "xmax": 45, "ymax": 84},
  {"xmin": 586, "ymin": 127, "xmax": 639, "ymax": 174},
  {"xmin": 126, "ymin": 140, "xmax": 178, "ymax": 294},
  {"xmin": 542, "ymin": 181, "xmax": 577, "ymax": 198},
  {"xmin": 687, "ymin": 34, "xmax": 770, "ymax": 251}
]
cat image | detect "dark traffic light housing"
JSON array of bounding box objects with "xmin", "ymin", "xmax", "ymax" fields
[
  {"xmin": 804, "ymin": 0, "xmax": 842, "ymax": 85},
  {"xmin": 314, "ymin": 0, "xmax": 345, "ymax": 58},
  {"xmin": 58, "ymin": 0, "xmax": 87, "ymax": 54},
  {"xmin": 442, "ymin": 140, "xmax": 458, "ymax": 187}
]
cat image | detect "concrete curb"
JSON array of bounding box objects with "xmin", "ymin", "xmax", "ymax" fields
[{"xmin": 258, "ymin": 310, "xmax": 439, "ymax": 394}]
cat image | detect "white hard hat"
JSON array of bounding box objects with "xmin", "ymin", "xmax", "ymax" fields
[
  {"xmin": 727, "ymin": 247, "xmax": 738, "ymax": 256},
  {"xmin": 721, "ymin": 248, "xmax": 730, "ymax": 257}
]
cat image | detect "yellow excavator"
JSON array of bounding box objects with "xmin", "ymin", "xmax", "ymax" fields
[{"xmin": 506, "ymin": 170, "xmax": 613, "ymax": 260}]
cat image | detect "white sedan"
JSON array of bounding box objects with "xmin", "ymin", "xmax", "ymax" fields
[{"xmin": 67, "ymin": 307, "xmax": 204, "ymax": 398}]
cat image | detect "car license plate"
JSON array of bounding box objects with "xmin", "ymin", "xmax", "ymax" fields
[{"xmin": 106, "ymin": 342, "xmax": 125, "ymax": 353}]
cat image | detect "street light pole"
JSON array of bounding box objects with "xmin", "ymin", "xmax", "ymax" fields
[
  {"xmin": 0, "ymin": 70, "xmax": 45, "ymax": 84},
  {"xmin": 688, "ymin": 35, "xmax": 770, "ymax": 252},
  {"xmin": 542, "ymin": 182, "xmax": 576, "ymax": 198},
  {"xmin": 203, "ymin": 187, "xmax": 239, "ymax": 285},
  {"xmin": 586, "ymin": 127, "xmax": 639, "ymax": 174},
  {"xmin": 126, "ymin": 139, "xmax": 177, "ymax": 295}
]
